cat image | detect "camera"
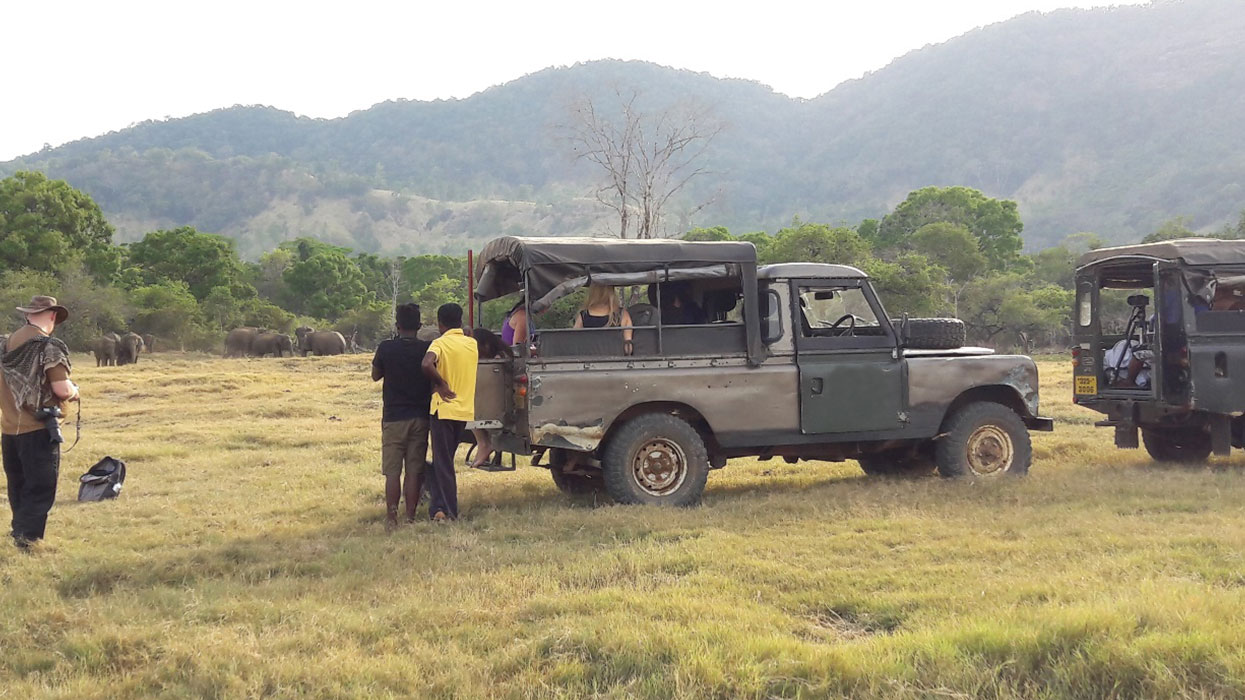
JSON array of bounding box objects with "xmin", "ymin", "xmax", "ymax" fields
[
  {"xmin": 1127, "ymin": 294, "xmax": 1150, "ymax": 308},
  {"xmin": 33, "ymin": 406, "xmax": 63, "ymax": 444}
]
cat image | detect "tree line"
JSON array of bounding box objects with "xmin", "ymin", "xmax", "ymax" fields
[{"xmin": 5, "ymin": 170, "xmax": 1242, "ymax": 355}]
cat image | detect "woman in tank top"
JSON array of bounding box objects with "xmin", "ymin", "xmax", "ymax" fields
[{"xmin": 572, "ymin": 284, "xmax": 633, "ymax": 354}]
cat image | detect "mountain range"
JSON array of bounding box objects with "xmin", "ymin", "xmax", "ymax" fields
[{"xmin": 4, "ymin": 0, "xmax": 1244, "ymax": 258}]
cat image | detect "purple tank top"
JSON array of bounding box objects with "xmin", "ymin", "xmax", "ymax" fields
[{"xmin": 501, "ymin": 312, "xmax": 516, "ymax": 345}]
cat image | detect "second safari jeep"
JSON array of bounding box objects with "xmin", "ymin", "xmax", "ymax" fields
[{"xmin": 472, "ymin": 236, "xmax": 1053, "ymax": 505}]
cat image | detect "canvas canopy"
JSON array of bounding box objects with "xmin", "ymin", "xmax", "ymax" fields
[
  {"xmin": 474, "ymin": 236, "xmax": 758, "ymax": 312},
  {"xmin": 1077, "ymin": 239, "xmax": 1245, "ymax": 270}
]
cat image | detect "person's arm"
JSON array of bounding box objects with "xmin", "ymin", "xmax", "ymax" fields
[
  {"xmin": 422, "ymin": 350, "xmax": 456, "ymax": 401},
  {"xmin": 48, "ymin": 365, "xmax": 78, "ymax": 402},
  {"xmin": 621, "ymin": 310, "xmax": 633, "ymax": 355},
  {"xmin": 573, "ymin": 311, "xmax": 583, "ymax": 329},
  {"xmin": 371, "ymin": 346, "xmax": 384, "ymax": 381},
  {"xmin": 512, "ymin": 309, "xmax": 528, "ymax": 344}
]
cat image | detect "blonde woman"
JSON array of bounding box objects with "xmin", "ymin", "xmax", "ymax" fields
[{"xmin": 573, "ymin": 284, "xmax": 633, "ymax": 354}]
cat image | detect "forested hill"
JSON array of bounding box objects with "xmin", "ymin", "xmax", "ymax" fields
[{"xmin": 4, "ymin": 0, "xmax": 1244, "ymax": 257}]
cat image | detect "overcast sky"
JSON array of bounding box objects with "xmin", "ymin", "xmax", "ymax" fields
[{"xmin": 3, "ymin": 0, "xmax": 1148, "ymax": 161}]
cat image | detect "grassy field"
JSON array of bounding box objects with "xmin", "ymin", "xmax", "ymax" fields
[{"xmin": 2, "ymin": 354, "xmax": 1245, "ymax": 698}]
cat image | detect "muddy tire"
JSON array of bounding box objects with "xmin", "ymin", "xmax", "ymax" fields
[
  {"xmin": 935, "ymin": 402, "xmax": 1031, "ymax": 478},
  {"xmin": 548, "ymin": 449, "xmax": 604, "ymax": 495},
  {"xmin": 899, "ymin": 318, "xmax": 966, "ymax": 350},
  {"xmin": 601, "ymin": 413, "xmax": 709, "ymax": 506},
  {"xmin": 1142, "ymin": 427, "xmax": 1212, "ymax": 463}
]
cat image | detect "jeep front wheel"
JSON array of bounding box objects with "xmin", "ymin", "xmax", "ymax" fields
[
  {"xmin": 1142, "ymin": 427, "xmax": 1212, "ymax": 463},
  {"xmin": 935, "ymin": 402, "xmax": 1032, "ymax": 478},
  {"xmin": 601, "ymin": 414, "xmax": 709, "ymax": 506}
]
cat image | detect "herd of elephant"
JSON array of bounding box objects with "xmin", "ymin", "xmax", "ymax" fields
[
  {"xmin": 93, "ymin": 332, "xmax": 155, "ymax": 367},
  {"xmin": 224, "ymin": 326, "xmax": 350, "ymax": 358}
]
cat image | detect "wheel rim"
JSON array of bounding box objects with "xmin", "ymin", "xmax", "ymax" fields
[
  {"xmin": 965, "ymin": 424, "xmax": 1014, "ymax": 476},
  {"xmin": 631, "ymin": 438, "xmax": 688, "ymax": 496}
]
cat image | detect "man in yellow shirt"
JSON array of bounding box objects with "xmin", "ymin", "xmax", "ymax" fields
[{"xmin": 421, "ymin": 303, "xmax": 477, "ymax": 521}]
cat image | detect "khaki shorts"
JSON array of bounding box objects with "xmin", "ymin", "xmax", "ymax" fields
[{"xmin": 381, "ymin": 417, "xmax": 430, "ymax": 478}]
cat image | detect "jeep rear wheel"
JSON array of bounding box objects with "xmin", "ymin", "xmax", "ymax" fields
[
  {"xmin": 548, "ymin": 448, "xmax": 604, "ymax": 495},
  {"xmin": 1142, "ymin": 427, "xmax": 1212, "ymax": 463},
  {"xmin": 601, "ymin": 414, "xmax": 709, "ymax": 506},
  {"xmin": 935, "ymin": 402, "xmax": 1031, "ymax": 478}
]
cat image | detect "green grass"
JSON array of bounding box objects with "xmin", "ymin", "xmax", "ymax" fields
[{"xmin": 3, "ymin": 355, "xmax": 1245, "ymax": 698}]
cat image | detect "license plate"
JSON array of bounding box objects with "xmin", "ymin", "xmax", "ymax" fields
[{"xmin": 1075, "ymin": 375, "xmax": 1098, "ymax": 395}]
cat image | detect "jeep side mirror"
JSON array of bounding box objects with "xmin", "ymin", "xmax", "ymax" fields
[
  {"xmin": 760, "ymin": 289, "xmax": 784, "ymax": 344},
  {"xmin": 896, "ymin": 314, "xmax": 910, "ymax": 348}
]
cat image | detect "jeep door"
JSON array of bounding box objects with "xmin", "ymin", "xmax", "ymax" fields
[{"xmin": 793, "ymin": 279, "xmax": 906, "ymax": 434}]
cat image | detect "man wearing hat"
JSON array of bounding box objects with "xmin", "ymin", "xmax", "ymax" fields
[{"xmin": 0, "ymin": 296, "xmax": 79, "ymax": 551}]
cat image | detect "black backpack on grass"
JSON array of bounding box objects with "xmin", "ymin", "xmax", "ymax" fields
[{"xmin": 78, "ymin": 457, "xmax": 126, "ymax": 502}]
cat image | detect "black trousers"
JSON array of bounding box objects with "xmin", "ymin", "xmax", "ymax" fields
[
  {"xmin": 2, "ymin": 430, "xmax": 60, "ymax": 541},
  {"xmin": 428, "ymin": 417, "xmax": 465, "ymax": 520}
]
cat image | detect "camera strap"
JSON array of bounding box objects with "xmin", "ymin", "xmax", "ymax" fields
[
  {"xmin": 36, "ymin": 338, "xmax": 82, "ymax": 453},
  {"xmin": 63, "ymin": 398, "xmax": 82, "ymax": 454}
]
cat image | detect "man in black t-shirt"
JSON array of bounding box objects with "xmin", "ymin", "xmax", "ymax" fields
[{"xmin": 371, "ymin": 303, "xmax": 433, "ymax": 529}]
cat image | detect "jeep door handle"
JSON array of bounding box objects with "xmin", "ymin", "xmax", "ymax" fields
[{"xmin": 810, "ymin": 377, "xmax": 824, "ymax": 395}]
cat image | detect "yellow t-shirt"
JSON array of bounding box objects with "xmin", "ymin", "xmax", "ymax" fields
[{"xmin": 428, "ymin": 328, "xmax": 478, "ymax": 422}]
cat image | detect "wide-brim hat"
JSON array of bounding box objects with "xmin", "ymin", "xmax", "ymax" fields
[{"xmin": 16, "ymin": 295, "xmax": 69, "ymax": 323}]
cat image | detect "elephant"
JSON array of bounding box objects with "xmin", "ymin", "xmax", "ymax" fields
[
  {"xmin": 141, "ymin": 334, "xmax": 156, "ymax": 353},
  {"xmin": 252, "ymin": 332, "xmax": 295, "ymax": 358},
  {"xmin": 295, "ymin": 326, "xmax": 348, "ymax": 356},
  {"xmin": 93, "ymin": 333, "xmax": 122, "ymax": 367},
  {"xmin": 225, "ymin": 327, "xmax": 262, "ymax": 357},
  {"xmin": 117, "ymin": 332, "xmax": 145, "ymax": 365}
]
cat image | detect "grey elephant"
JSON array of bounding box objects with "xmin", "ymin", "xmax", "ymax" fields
[
  {"xmin": 252, "ymin": 332, "xmax": 295, "ymax": 357},
  {"xmin": 141, "ymin": 334, "xmax": 156, "ymax": 353},
  {"xmin": 225, "ymin": 327, "xmax": 261, "ymax": 357},
  {"xmin": 295, "ymin": 326, "xmax": 347, "ymax": 356},
  {"xmin": 93, "ymin": 332, "xmax": 122, "ymax": 367},
  {"xmin": 117, "ymin": 332, "xmax": 145, "ymax": 365}
]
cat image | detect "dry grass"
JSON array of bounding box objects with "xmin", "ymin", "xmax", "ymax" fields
[{"xmin": 3, "ymin": 354, "xmax": 1245, "ymax": 698}]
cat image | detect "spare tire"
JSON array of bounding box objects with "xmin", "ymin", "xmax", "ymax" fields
[{"xmin": 897, "ymin": 317, "xmax": 965, "ymax": 350}]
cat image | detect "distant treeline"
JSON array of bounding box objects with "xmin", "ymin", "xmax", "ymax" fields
[{"xmin": 3, "ymin": 171, "xmax": 1243, "ymax": 354}]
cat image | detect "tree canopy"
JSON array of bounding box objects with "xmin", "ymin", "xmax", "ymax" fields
[{"xmin": 0, "ymin": 171, "xmax": 118, "ymax": 279}]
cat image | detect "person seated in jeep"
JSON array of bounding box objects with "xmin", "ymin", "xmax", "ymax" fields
[{"xmin": 649, "ymin": 282, "xmax": 708, "ymax": 325}]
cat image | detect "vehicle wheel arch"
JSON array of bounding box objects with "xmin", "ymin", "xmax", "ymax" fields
[
  {"xmin": 938, "ymin": 384, "xmax": 1033, "ymax": 431},
  {"xmin": 605, "ymin": 401, "xmax": 719, "ymax": 453}
]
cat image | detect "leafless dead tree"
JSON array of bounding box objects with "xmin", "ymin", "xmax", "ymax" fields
[{"xmin": 568, "ymin": 88, "xmax": 721, "ymax": 239}]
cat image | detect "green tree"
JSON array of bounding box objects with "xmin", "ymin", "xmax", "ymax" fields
[
  {"xmin": 1141, "ymin": 217, "xmax": 1197, "ymax": 243},
  {"xmin": 129, "ymin": 281, "xmax": 203, "ymax": 347},
  {"xmin": 0, "ymin": 171, "xmax": 119, "ymax": 279},
  {"xmin": 282, "ymin": 251, "xmax": 367, "ymax": 319},
  {"xmin": 878, "ymin": 186, "xmax": 1024, "ymax": 270},
  {"xmin": 958, "ymin": 273, "xmax": 1072, "ymax": 347},
  {"xmin": 910, "ymin": 222, "xmax": 987, "ymax": 284},
  {"xmin": 762, "ymin": 222, "xmax": 871, "ymax": 267},
  {"xmin": 412, "ymin": 275, "xmax": 467, "ymax": 317},
  {"xmin": 863, "ymin": 253, "xmax": 947, "ymax": 317},
  {"xmin": 737, "ymin": 232, "xmax": 773, "ymax": 259},
  {"xmin": 402, "ymin": 255, "xmax": 464, "ymax": 294},
  {"xmin": 127, "ymin": 226, "xmax": 248, "ymax": 300},
  {"xmin": 201, "ymin": 286, "xmax": 242, "ymax": 332},
  {"xmin": 683, "ymin": 226, "xmax": 734, "ymax": 241}
]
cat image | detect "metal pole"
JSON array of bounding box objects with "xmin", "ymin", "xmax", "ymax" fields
[{"xmin": 467, "ymin": 249, "xmax": 475, "ymax": 328}]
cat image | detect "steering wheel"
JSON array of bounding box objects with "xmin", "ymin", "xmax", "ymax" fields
[{"xmin": 828, "ymin": 313, "xmax": 857, "ymax": 336}]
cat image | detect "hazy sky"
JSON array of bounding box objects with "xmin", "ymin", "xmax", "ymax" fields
[{"xmin": 3, "ymin": 0, "xmax": 1148, "ymax": 161}]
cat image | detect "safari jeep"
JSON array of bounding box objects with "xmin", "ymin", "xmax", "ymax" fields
[
  {"xmin": 471, "ymin": 236, "xmax": 1053, "ymax": 505},
  {"xmin": 1073, "ymin": 238, "xmax": 1245, "ymax": 461}
]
